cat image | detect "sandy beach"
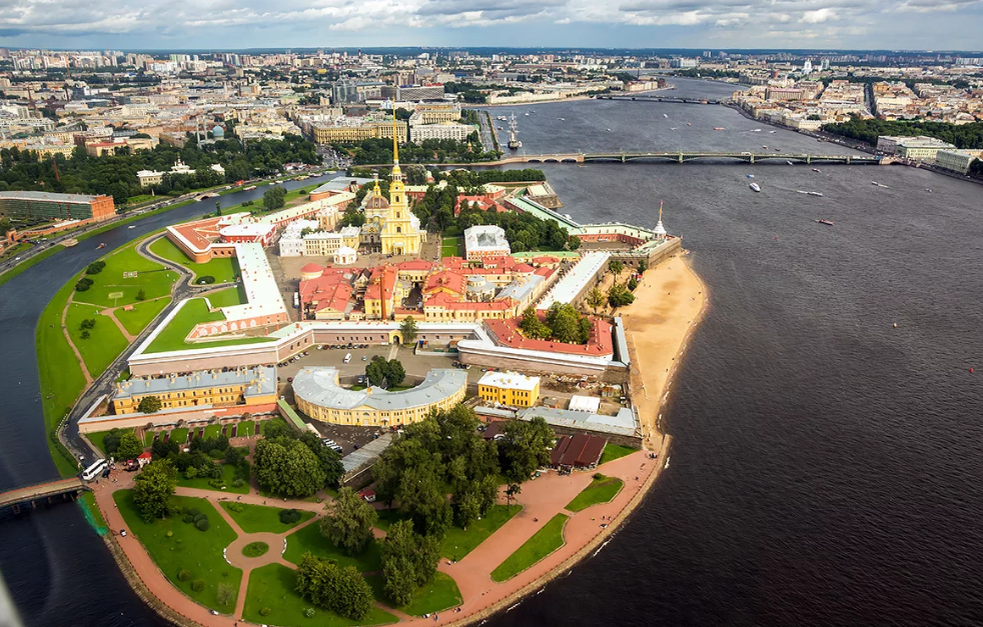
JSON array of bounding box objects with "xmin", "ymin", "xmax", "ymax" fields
[{"xmin": 620, "ymin": 251, "xmax": 709, "ymax": 450}]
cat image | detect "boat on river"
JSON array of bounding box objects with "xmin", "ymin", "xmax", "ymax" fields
[
  {"xmin": 749, "ymin": 182, "xmax": 761, "ymax": 192},
  {"xmin": 816, "ymin": 219, "xmax": 834, "ymax": 226}
]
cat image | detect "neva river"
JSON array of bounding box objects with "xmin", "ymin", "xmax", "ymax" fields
[{"xmin": 3, "ymin": 79, "xmax": 983, "ymax": 626}]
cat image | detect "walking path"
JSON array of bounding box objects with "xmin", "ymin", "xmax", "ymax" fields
[{"xmin": 62, "ymin": 291, "xmax": 93, "ymax": 384}]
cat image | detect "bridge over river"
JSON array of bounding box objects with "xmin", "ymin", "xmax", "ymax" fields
[
  {"xmin": 364, "ymin": 152, "xmax": 891, "ymax": 168},
  {"xmin": 595, "ymin": 94, "xmax": 729, "ymax": 105},
  {"xmin": 0, "ymin": 477, "xmax": 89, "ymax": 515}
]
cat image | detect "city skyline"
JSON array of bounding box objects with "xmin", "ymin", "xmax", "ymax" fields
[{"xmin": 1, "ymin": 0, "xmax": 982, "ymax": 52}]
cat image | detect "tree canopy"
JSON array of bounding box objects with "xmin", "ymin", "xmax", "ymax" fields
[
  {"xmin": 320, "ymin": 487, "xmax": 378, "ymax": 556},
  {"xmin": 823, "ymin": 117, "xmax": 983, "ymax": 149},
  {"xmin": 519, "ymin": 304, "xmax": 593, "ymax": 345},
  {"xmin": 253, "ymin": 435, "xmax": 330, "ymax": 498},
  {"xmin": 380, "ymin": 520, "xmax": 441, "ymax": 607},
  {"xmin": 133, "ymin": 459, "xmax": 177, "ymax": 522},
  {"xmin": 295, "ymin": 552, "xmax": 374, "ymax": 620}
]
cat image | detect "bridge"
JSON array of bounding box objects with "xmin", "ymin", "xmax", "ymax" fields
[
  {"xmin": 595, "ymin": 95, "xmax": 727, "ymax": 105},
  {"xmin": 363, "ymin": 152, "xmax": 891, "ymax": 168},
  {"xmin": 0, "ymin": 477, "xmax": 90, "ymax": 514}
]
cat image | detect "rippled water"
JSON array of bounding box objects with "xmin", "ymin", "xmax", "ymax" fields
[{"xmin": 3, "ymin": 80, "xmax": 983, "ymax": 626}]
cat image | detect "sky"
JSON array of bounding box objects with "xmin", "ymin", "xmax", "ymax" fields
[{"xmin": 1, "ymin": 0, "xmax": 982, "ymax": 52}]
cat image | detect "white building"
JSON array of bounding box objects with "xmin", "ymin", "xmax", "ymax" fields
[
  {"xmin": 935, "ymin": 149, "xmax": 983, "ymax": 174},
  {"xmin": 278, "ymin": 219, "xmax": 320, "ymax": 257},
  {"xmin": 464, "ymin": 225, "xmax": 511, "ymax": 261},
  {"xmin": 410, "ymin": 122, "xmax": 477, "ymax": 144}
]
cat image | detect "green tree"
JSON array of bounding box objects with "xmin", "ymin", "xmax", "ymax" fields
[
  {"xmin": 567, "ymin": 235, "xmax": 582, "ymax": 251},
  {"xmin": 263, "ymin": 185, "xmax": 286, "ymax": 211},
  {"xmin": 137, "ymin": 396, "xmax": 162, "ymax": 413},
  {"xmin": 132, "ymin": 459, "xmax": 177, "ymax": 522},
  {"xmin": 454, "ymin": 490, "xmax": 482, "ymax": 529},
  {"xmin": 386, "ymin": 359, "xmax": 406, "ymax": 387},
  {"xmin": 365, "ymin": 356, "xmax": 387, "ymax": 387},
  {"xmin": 298, "ymin": 431, "xmax": 344, "ymax": 488},
  {"xmin": 585, "ymin": 287, "xmax": 606, "ymax": 314},
  {"xmin": 627, "ymin": 276, "xmax": 639, "ymax": 291},
  {"xmin": 136, "ymin": 289, "xmax": 146, "ymax": 301},
  {"xmin": 115, "ymin": 432, "xmax": 144, "ymax": 460},
  {"xmin": 295, "ymin": 553, "xmax": 373, "ymax": 620},
  {"xmin": 253, "ymin": 437, "xmax": 326, "ymax": 498},
  {"xmin": 545, "ymin": 302, "xmax": 583, "ymax": 344},
  {"xmin": 519, "ymin": 306, "xmax": 551, "ymax": 339},
  {"xmin": 505, "ymin": 482, "xmax": 522, "ymax": 511},
  {"xmin": 215, "ymin": 200, "xmax": 222, "ymax": 216},
  {"xmin": 321, "ymin": 487, "xmax": 378, "ymax": 556},
  {"xmin": 396, "ymin": 463, "xmax": 452, "ymax": 537},
  {"xmin": 381, "ymin": 520, "xmax": 440, "ymax": 606},
  {"xmin": 607, "ymin": 283, "xmax": 635, "ymax": 309},
  {"xmin": 609, "ymin": 259, "xmax": 625, "ymax": 278},
  {"xmin": 216, "ymin": 582, "xmax": 235, "ymax": 606},
  {"xmin": 499, "ymin": 417, "xmax": 554, "ymax": 483},
  {"xmin": 399, "ymin": 316, "xmax": 419, "ymax": 344},
  {"xmin": 637, "ymin": 259, "xmax": 648, "ymax": 275}
]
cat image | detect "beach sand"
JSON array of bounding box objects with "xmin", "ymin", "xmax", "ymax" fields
[{"xmin": 620, "ymin": 252, "xmax": 708, "ymax": 450}]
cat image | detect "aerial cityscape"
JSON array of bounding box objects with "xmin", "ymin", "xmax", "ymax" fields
[{"xmin": 1, "ymin": 6, "xmax": 983, "ymax": 627}]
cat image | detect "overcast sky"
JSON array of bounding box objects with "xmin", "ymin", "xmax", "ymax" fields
[{"xmin": 1, "ymin": 0, "xmax": 982, "ymax": 52}]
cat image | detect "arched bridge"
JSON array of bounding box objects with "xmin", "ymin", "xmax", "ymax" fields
[
  {"xmin": 582, "ymin": 152, "xmax": 885, "ymax": 165},
  {"xmin": 0, "ymin": 477, "xmax": 90, "ymax": 515},
  {"xmin": 595, "ymin": 95, "xmax": 727, "ymax": 105}
]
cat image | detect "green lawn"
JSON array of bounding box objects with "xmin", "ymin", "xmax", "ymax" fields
[
  {"xmin": 65, "ymin": 302, "xmax": 129, "ymax": 376},
  {"xmin": 243, "ymin": 563, "xmax": 397, "ymax": 627},
  {"xmin": 114, "ymin": 297, "xmax": 171, "ymax": 336},
  {"xmin": 366, "ymin": 572, "xmax": 462, "ymax": 617},
  {"xmin": 79, "ymin": 491, "xmax": 108, "ymax": 535},
  {"xmin": 372, "ymin": 508, "xmax": 406, "ymax": 532},
  {"xmin": 203, "ymin": 424, "xmax": 222, "ymax": 440},
  {"xmin": 237, "ymin": 421, "xmax": 255, "ymax": 437},
  {"xmin": 220, "ymin": 502, "xmax": 315, "ymax": 534},
  {"xmin": 599, "ymin": 443, "xmax": 637, "ymax": 466},
  {"xmin": 440, "ymin": 237, "xmax": 462, "ymax": 258},
  {"xmin": 72, "ymin": 243, "xmax": 179, "ymax": 308},
  {"xmin": 441, "ymin": 505, "xmax": 522, "ymax": 561},
  {"xmin": 113, "ymin": 491, "xmax": 242, "ymax": 612},
  {"xmin": 205, "ymin": 285, "xmax": 247, "ymax": 307},
  {"xmin": 490, "ymin": 513, "xmax": 568, "ymax": 582},
  {"xmin": 169, "ymin": 427, "xmax": 190, "ymax": 445},
  {"xmin": 243, "ymin": 541, "xmax": 270, "ymax": 558},
  {"xmin": 149, "ymin": 237, "xmax": 239, "ymax": 284},
  {"xmin": 87, "ymin": 428, "xmax": 135, "ymax": 457},
  {"xmin": 176, "ymin": 462, "xmax": 250, "ymax": 494},
  {"xmin": 258, "ymin": 417, "xmax": 286, "ymax": 436},
  {"xmin": 283, "ymin": 522, "xmax": 383, "ymax": 572},
  {"xmin": 36, "ymin": 273, "xmax": 89, "ymax": 477},
  {"xmin": 565, "ymin": 475, "xmax": 624, "ymax": 512},
  {"xmin": 143, "ymin": 296, "xmax": 274, "ymax": 354}
]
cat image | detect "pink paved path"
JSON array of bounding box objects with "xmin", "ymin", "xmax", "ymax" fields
[{"xmin": 93, "ymin": 439, "xmax": 669, "ymax": 627}]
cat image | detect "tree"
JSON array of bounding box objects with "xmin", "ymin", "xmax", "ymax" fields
[
  {"xmin": 298, "ymin": 431, "xmax": 344, "ymax": 488},
  {"xmin": 321, "ymin": 487, "xmax": 378, "ymax": 556},
  {"xmin": 609, "ymin": 260, "xmax": 625, "ymax": 278},
  {"xmin": 365, "ymin": 356, "xmax": 387, "ymax": 387},
  {"xmin": 137, "ymin": 396, "xmax": 162, "ymax": 413},
  {"xmin": 499, "ymin": 417, "xmax": 554, "ymax": 483},
  {"xmin": 263, "ymin": 185, "xmax": 286, "ymax": 211},
  {"xmin": 381, "ymin": 520, "xmax": 440, "ymax": 606},
  {"xmin": 115, "ymin": 432, "xmax": 144, "ymax": 460},
  {"xmin": 546, "ymin": 302, "xmax": 583, "ymax": 344},
  {"xmin": 216, "ymin": 582, "xmax": 235, "ymax": 606},
  {"xmin": 215, "ymin": 200, "xmax": 222, "ymax": 216},
  {"xmin": 136, "ymin": 289, "xmax": 146, "ymax": 301},
  {"xmin": 399, "ymin": 317, "xmax": 418, "ymax": 345},
  {"xmin": 396, "ymin": 463, "xmax": 452, "ymax": 537},
  {"xmin": 295, "ymin": 552, "xmax": 373, "ymax": 620},
  {"xmin": 505, "ymin": 482, "xmax": 522, "ymax": 511},
  {"xmin": 567, "ymin": 235, "xmax": 582, "ymax": 251},
  {"xmin": 132, "ymin": 459, "xmax": 177, "ymax": 522},
  {"xmin": 608, "ymin": 283, "xmax": 635, "ymax": 309},
  {"xmin": 637, "ymin": 259, "xmax": 648, "ymax": 275},
  {"xmin": 454, "ymin": 490, "xmax": 482, "ymax": 529},
  {"xmin": 519, "ymin": 307, "xmax": 551, "ymax": 339},
  {"xmin": 386, "ymin": 359, "xmax": 406, "ymax": 387},
  {"xmin": 585, "ymin": 287, "xmax": 606, "ymax": 314},
  {"xmin": 627, "ymin": 276, "xmax": 639, "ymax": 291},
  {"xmin": 253, "ymin": 437, "xmax": 326, "ymax": 498}
]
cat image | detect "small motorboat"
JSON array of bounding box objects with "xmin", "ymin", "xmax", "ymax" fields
[
  {"xmin": 714, "ymin": 127, "xmax": 726, "ymax": 130},
  {"xmin": 787, "ymin": 160, "xmax": 795, "ymax": 166},
  {"xmin": 687, "ymin": 123, "xmax": 692, "ymax": 126},
  {"xmin": 808, "ymin": 191, "xmax": 824, "ymax": 197},
  {"xmin": 749, "ymin": 182, "xmax": 761, "ymax": 192},
  {"xmin": 769, "ymin": 130, "xmax": 776, "ymax": 133},
  {"xmin": 752, "ymin": 129, "xmax": 762, "ymax": 132},
  {"xmin": 816, "ymin": 219, "xmax": 834, "ymax": 226},
  {"xmin": 747, "ymin": 174, "xmax": 755, "ymax": 179},
  {"xmin": 97, "ymin": 243, "xmax": 107, "ymax": 249},
  {"xmin": 664, "ymin": 114, "xmax": 669, "ymax": 119},
  {"xmin": 127, "ymin": 225, "xmax": 136, "ymax": 229},
  {"xmin": 812, "ymin": 168, "xmax": 821, "ymax": 173}
]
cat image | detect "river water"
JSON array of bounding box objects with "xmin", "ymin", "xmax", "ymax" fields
[{"xmin": 3, "ymin": 79, "xmax": 983, "ymax": 626}]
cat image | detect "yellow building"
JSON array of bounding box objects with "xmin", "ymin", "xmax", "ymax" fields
[
  {"xmin": 477, "ymin": 371, "xmax": 541, "ymax": 408},
  {"xmin": 293, "ymin": 367, "xmax": 467, "ymax": 427},
  {"xmin": 312, "ymin": 120, "xmax": 408, "ymax": 144},
  {"xmin": 111, "ymin": 366, "xmax": 277, "ymax": 413}
]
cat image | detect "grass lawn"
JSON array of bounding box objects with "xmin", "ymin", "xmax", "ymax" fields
[
  {"xmin": 258, "ymin": 417, "xmax": 286, "ymax": 436},
  {"xmin": 283, "ymin": 522, "xmax": 383, "ymax": 572},
  {"xmin": 78, "ymin": 491, "xmax": 108, "ymax": 535},
  {"xmin": 491, "ymin": 513, "xmax": 568, "ymax": 582},
  {"xmin": 441, "ymin": 505, "xmax": 522, "ymax": 561},
  {"xmin": 366, "ymin": 572, "xmax": 462, "ymax": 617},
  {"xmin": 36, "ymin": 273, "xmax": 89, "ymax": 477},
  {"xmin": 176, "ymin": 462, "xmax": 250, "ymax": 494},
  {"xmin": 72, "ymin": 243, "xmax": 179, "ymax": 308},
  {"xmin": 205, "ymin": 285, "xmax": 247, "ymax": 308},
  {"xmin": 237, "ymin": 421, "xmax": 255, "ymax": 437},
  {"xmin": 113, "ymin": 491, "xmax": 242, "ymax": 612},
  {"xmin": 115, "ymin": 297, "xmax": 171, "ymax": 336},
  {"xmin": 372, "ymin": 508, "xmax": 406, "ymax": 532},
  {"xmin": 203, "ymin": 424, "xmax": 222, "ymax": 440},
  {"xmin": 220, "ymin": 502, "xmax": 315, "ymax": 534},
  {"xmin": 599, "ymin": 443, "xmax": 637, "ymax": 466},
  {"xmin": 65, "ymin": 302, "xmax": 129, "ymax": 376},
  {"xmin": 565, "ymin": 475, "xmax": 624, "ymax": 512},
  {"xmin": 144, "ymin": 297, "xmax": 274, "ymax": 354},
  {"xmin": 149, "ymin": 237, "xmax": 239, "ymax": 284},
  {"xmin": 170, "ymin": 427, "xmax": 190, "ymax": 445},
  {"xmin": 243, "ymin": 563, "xmax": 397, "ymax": 627},
  {"xmin": 243, "ymin": 541, "xmax": 270, "ymax": 558},
  {"xmin": 440, "ymin": 237, "xmax": 462, "ymax": 258},
  {"xmin": 87, "ymin": 428, "xmax": 135, "ymax": 457}
]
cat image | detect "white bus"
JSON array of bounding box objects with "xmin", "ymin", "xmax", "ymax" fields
[
  {"xmin": 343, "ymin": 352, "xmax": 352, "ymax": 364},
  {"xmin": 82, "ymin": 459, "xmax": 107, "ymax": 481},
  {"xmin": 293, "ymin": 292, "xmax": 300, "ymax": 308}
]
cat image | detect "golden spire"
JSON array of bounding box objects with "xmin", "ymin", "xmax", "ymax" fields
[
  {"xmin": 659, "ymin": 200, "xmax": 663, "ymax": 222},
  {"xmin": 372, "ymin": 171, "xmax": 381, "ymax": 195}
]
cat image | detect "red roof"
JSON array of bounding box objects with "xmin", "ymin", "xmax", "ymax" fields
[
  {"xmin": 301, "ymin": 262, "xmax": 324, "ymax": 273},
  {"xmin": 484, "ymin": 316, "xmax": 614, "ymax": 357},
  {"xmin": 138, "ymin": 452, "xmax": 153, "ymax": 459}
]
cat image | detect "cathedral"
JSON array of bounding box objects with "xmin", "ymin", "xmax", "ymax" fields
[{"xmin": 361, "ymin": 118, "xmax": 424, "ymax": 256}]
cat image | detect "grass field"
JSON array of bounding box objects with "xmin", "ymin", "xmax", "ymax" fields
[
  {"xmin": 237, "ymin": 421, "xmax": 255, "ymax": 437},
  {"xmin": 87, "ymin": 428, "xmax": 135, "ymax": 457},
  {"xmin": 283, "ymin": 522, "xmax": 383, "ymax": 572},
  {"xmin": 169, "ymin": 427, "xmax": 190, "ymax": 445},
  {"xmin": 242, "ymin": 541, "xmax": 269, "ymax": 558},
  {"xmin": 367, "ymin": 571, "xmax": 463, "ymax": 616},
  {"xmin": 242, "ymin": 563, "xmax": 397, "ymax": 627},
  {"xmin": 220, "ymin": 502, "xmax": 315, "ymax": 534},
  {"xmin": 149, "ymin": 237, "xmax": 239, "ymax": 284},
  {"xmin": 144, "ymin": 294, "xmax": 274, "ymax": 354},
  {"xmin": 441, "ymin": 505, "xmax": 522, "ymax": 561},
  {"xmin": 36, "ymin": 273, "xmax": 89, "ymax": 477},
  {"xmin": 65, "ymin": 302, "xmax": 129, "ymax": 376},
  {"xmin": 114, "ymin": 297, "xmax": 171, "ymax": 336},
  {"xmin": 491, "ymin": 513, "xmax": 568, "ymax": 582},
  {"xmin": 564, "ymin": 475, "xmax": 623, "ymax": 512},
  {"xmin": 440, "ymin": 236, "xmax": 462, "ymax": 258},
  {"xmin": 176, "ymin": 462, "xmax": 250, "ymax": 494},
  {"xmin": 113, "ymin": 491, "xmax": 242, "ymax": 612},
  {"xmin": 72, "ymin": 243, "xmax": 179, "ymax": 308},
  {"xmin": 599, "ymin": 443, "xmax": 637, "ymax": 466},
  {"xmin": 203, "ymin": 424, "xmax": 221, "ymax": 440},
  {"xmin": 204, "ymin": 285, "xmax": 247, "ymax": 307}
]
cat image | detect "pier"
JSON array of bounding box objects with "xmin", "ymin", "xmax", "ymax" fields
[{"xmin": 0, "ymin": 477, "xmax": 89, "ymax": 514}]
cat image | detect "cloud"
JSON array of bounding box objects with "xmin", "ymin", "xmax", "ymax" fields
[{"xmin": 800, "ymin": 7, "xmax": 838, "ymax": 22}]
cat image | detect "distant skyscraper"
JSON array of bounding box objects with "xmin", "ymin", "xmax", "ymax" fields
[{"xmin": 802, "ymin": 59, "xmax": 813, "ymax": 75}]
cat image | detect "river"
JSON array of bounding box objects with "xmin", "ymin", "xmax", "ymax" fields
[{"xmin": 3, "ymin": 79, "xmax": 983, "ymax": 626}]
